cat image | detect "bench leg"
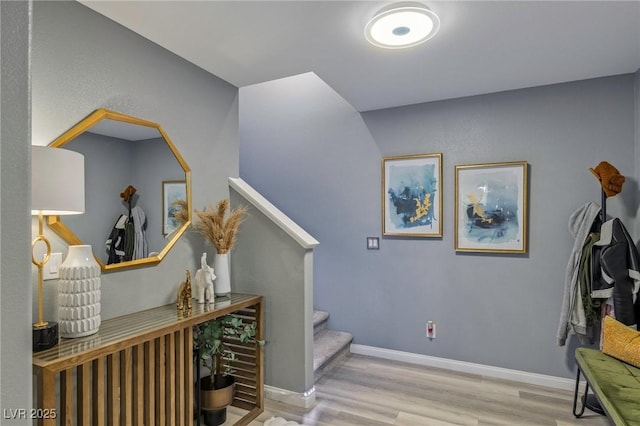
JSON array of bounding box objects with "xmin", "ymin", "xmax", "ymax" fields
[{"xmin": 572, "ymin": 367, "xmax": 589, "ymax": 418}]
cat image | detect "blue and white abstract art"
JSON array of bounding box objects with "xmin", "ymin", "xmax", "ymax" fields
[
  {"xmin": 455, "ymin": 162, "xmax": 528, "ymax": 253},
  {"xmin": 383, "ymin": 153, "xmax": 442, "ymax": 237}
]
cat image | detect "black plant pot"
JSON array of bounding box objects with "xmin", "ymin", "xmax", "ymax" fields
[
  {"xmin": 200, "ymin": 374, "xmax": 235, "ymax": 426},
  {"xmin": 202, "ymin": 407, "xmax": 226, "ymax": 426}
]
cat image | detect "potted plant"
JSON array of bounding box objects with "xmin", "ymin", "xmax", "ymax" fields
[{"xmin": 194, "ymin": 314, "xmax": 262, "ymax": 425}]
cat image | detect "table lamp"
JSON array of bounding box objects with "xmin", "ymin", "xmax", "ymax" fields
[{"xmin": 31, "ymin": 146, "xmax": 84, "ymax": 351}]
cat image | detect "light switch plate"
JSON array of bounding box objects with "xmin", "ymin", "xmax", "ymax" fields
[
  {"xmin": 43, "ymin": 252, "xmax": 63, "ymax": 280},
  {"xmin": 367, "ymin": 237, "xmax": 379, "ymax": 250}
]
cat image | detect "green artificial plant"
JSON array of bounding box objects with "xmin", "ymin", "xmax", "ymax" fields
[{"xmin": 194, "ymin": 314, "xmax": 263, "ymax": 390}]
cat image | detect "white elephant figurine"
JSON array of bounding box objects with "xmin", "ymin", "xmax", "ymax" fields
[{"xmin": 194, "ymin": 253, "xmax": 216, "ymax": 304}]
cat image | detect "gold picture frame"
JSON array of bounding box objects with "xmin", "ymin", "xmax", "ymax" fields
[
  {"xmin": 382, "ymin": 153, "xmax": 443, "ymax": 237},
  {"xmin": 455, "ymin": 161, "xmax": 528, "ymax": 253}
]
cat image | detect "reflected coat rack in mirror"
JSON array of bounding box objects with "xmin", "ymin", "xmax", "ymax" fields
[{"xmin": 47, "ymin": 109, "xmax": 192, "ymax": 272}]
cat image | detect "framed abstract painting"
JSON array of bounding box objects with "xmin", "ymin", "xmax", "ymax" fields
[
  {"xmin": 382, "ymin": 153, "xmax": 442, "ymax": 237},
  {"xmin": 454, "ymin": 161, "xmax": 528, "ymax": 253},
  {"xmin": 162, "ymin": 180, "xmax": 186, "ymax": 236}
]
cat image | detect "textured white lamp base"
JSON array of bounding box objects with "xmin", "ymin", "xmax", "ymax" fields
[{"xmin": 58, "ymin": 245, "xmax": 101, "ymax": 338}]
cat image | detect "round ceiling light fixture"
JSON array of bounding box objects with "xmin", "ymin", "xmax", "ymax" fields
[{"xmin": 365, "ymin": 2, "xmax": 440, "ymax": 49}]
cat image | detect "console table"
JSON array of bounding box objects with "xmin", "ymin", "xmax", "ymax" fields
[{"xmin": 33, "ymin": 293, "xmax": 264, "ymax": 426}]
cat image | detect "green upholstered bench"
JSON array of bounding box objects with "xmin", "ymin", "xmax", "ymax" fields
[{"xmin": 573, "ymin": 347, "xmax": 640, "ymax": 425}]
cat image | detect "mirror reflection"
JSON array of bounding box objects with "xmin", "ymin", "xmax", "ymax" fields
[{"xmin": 48, "ymin": 109, "xmax": 191, "ymax": 272}]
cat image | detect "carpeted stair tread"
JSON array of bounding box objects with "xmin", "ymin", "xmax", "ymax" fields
[
  {"xmin": 313, "ymin": 329, "xmax": 352, "ymax": 380},
  {"xmin": 313, "ymin": 310, "xmax": 330, "ymax": 337},
  {"xmin": 313, "ymin": 310, "xmax": 329, "ymax": 328}
]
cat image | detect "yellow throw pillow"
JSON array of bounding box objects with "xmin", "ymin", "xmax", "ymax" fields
[{"xmin": 602, "ymin": 315, "xmax": 640, "ymax": 368}]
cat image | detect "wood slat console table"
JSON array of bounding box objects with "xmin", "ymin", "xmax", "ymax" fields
[{"xmin": 33, "ymin": 293, "xmax": 264, "ymax": 426}]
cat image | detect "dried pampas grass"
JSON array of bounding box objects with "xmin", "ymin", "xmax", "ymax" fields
[
  {"xmin": 193, "ymin": 199, "xmax": 247, "ymax": 254},
  {"xmin": 171, "ymin": 199, "xmax": 189, "ymax": 228}
]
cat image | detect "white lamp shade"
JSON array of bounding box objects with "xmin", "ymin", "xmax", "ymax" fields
[{"xmin": 31, "ymin": 146, "xmax": 85, "ymax": 215}]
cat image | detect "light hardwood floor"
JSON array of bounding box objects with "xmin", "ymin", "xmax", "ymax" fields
[{"xmin": 227, "ymin": 354, "xmax": 611, "ymax": 426}]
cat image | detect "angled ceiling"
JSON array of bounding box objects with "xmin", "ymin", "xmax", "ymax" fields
[{"xmin": 80, "ymin": 1, "xmax": 640, "ymax": 112}]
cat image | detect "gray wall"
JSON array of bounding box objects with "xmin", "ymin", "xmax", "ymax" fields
[
  {"xmin": 1, "ymin": 0, "xmax": 33, "ymax": 417},
  {"xmin": 230, "ymin": 188, "xmax": 315, "ymax": 393},
  {"xmin": 32, "ymin": 0, "xmax": 238, "ymax": 323},
  {"xmin": 240, "ymin": 72, "xmax": 638, "ymax": 380},
  {"xmin": 64, "ymin": 133, "xmax": 134, "ymax": 258}
]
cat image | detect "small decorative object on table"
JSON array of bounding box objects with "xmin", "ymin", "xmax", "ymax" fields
[
  {"xmin": 193, "ymin": 199, "xmax": 247, "ymax": 297},
  {"xmin": 176, "ymin": 269, "xmax": 193, "ymax": 311},
  {"xmin": 195, "ymin": 252, "xmax": 216, "ymax": 305}
]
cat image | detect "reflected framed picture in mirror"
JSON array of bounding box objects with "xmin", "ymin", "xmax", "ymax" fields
[{"xmin": 163, "ymin": 180, "xmax": 187, "ymax": 236}]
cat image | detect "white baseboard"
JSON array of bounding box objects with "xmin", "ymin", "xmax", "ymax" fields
[
  {"xmin": 264, "ymin": 385, "xmax": 316, "ymax": 408},
  {"xmin": 350, "ymin": 344, "xmax": 575, "ymax": 391}
]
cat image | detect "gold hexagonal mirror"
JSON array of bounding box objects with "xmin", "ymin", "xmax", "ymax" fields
[{"xmin": 48, "ymin": 109, "xmax": 191, "ymax": 272}]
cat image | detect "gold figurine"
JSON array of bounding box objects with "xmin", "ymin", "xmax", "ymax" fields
[{"xmin": 177, "ymin": 270, "xmax": 193, "ymax": 311}]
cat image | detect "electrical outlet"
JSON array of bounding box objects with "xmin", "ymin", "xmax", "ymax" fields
[
  {"xmin": 426, "ymin": 321, "xmax": 436, "ymax": 339},
  {"xmin": 43, "ymin": 252, "xmax": 63, "ymax": 280}
]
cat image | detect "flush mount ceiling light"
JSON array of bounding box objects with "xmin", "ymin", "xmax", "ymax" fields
[{"xmin": 365, "ymin": 2, "xmax": 440, "ymax": 49}]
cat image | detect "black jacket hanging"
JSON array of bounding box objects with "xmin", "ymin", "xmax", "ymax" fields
[
  {"xmin": 591, "ymin": 218, "xmax": 640, "ymax": 327},
  {"xmin": 106, "ymin": 214, "xmax": 130, "ymax": 264}
]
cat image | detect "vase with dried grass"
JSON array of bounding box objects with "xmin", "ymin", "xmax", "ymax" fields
[{"xmin": 192, "ymin": 199, "xmax": 246, "ymax": 297}]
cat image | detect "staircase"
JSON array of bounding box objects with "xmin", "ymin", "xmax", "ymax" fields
[{"xmin": 313, "ymin": 310, "xmax": 353, "ymax": 381}]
